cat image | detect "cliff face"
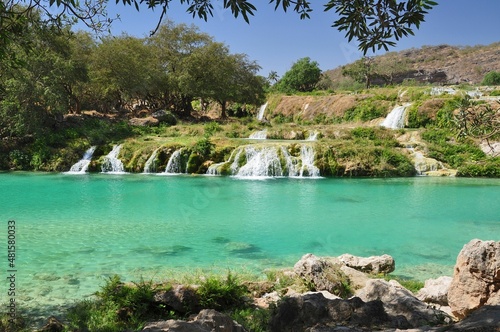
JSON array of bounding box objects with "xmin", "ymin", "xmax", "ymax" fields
[{"xmin": 326, "ymin": 43, "xmax": 500, "ymax": 85}]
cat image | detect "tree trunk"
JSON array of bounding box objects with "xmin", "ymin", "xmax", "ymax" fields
[{"xmin": 220, "ymin": 100, "xmax": 227, "ymax": 119}]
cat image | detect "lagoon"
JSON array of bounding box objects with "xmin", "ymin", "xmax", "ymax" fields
[{"xmin": 0, "ymin": 173, "xmax": 499, "ymax": 315}]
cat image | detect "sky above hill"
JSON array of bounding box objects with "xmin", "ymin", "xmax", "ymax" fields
[{"xmin": 86, "ymin": 0, "xmax": 500, "ymax": 77}]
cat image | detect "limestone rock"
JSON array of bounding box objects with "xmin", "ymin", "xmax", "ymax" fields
[
  {"xmin": 340, "ymin": 265, "xmax": 371, "ymax": 292},
  {"xmin": 141, "ymin": 309, "xmax": 246, "ymax": 332},
  {"xmin": 445, "ymin": 305, "xmax": 500, "ymax": 331},
  {"xmin": 154, "ymin": 284, "xmax": 200, "ymax": 314},
  {"xmin": 38, "ymin": 316, "xmax": 64, "ymax": 332},
  {"xmin": 129, "ymin": 116, "xmax": 159, "ymax": 127},
  {"xmin": 338, "ymin": 253, "xmax": 395, "ymax": 274},
  {"xmin": 293, "ymin": 254, "xmax": 348, "ymax": 296},
  {"xmin": 357, "ymin": 279, "xmax": 451, "ymax": 328},
  {"xmin": 448, "ymin": 239, "xmax": 500, "ymax": 319},
  {"xmin": 269, "ymin": 292, "xmax": 389, "ymax": 332},
  {"xmin": 417, "ymin": 276, "xmax": 452, "ymax": 306}
]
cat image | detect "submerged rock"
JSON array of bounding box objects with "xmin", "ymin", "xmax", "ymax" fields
[{"xmin": 448, "ymin": 239, "xmax": 500, "ymax": 319}]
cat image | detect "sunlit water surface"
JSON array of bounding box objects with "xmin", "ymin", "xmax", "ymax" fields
[{"xmin": 0, "ymin": 173, "xmax": 499, "ymax": 317}]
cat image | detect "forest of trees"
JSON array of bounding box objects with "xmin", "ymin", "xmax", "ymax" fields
[{"xmin": 0, "ymin": 13, "xmax": 267, "ymax": 139}]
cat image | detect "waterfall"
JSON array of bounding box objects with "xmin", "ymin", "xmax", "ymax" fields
[
  {"xmin": 236, "ymin": 146, "xmax": 283, "ymax": 177},
  {"xmin": 164, "ymin": 149, "xmax": 183, "ymax": 174},
  {"xmin": 380, "ymin": 103, "xmax": 411, "ymax": 129},
  {"xmin": 66, "ymin": 146, "xmax": 96, "ymax": 174},
  {"xmin": 101, "ymin": 145, "xmax": 125, "ymax": 173},
  {"xmin": 249, "ymin": 130, "xmax": 267, "ymax": 139},
  {"xmin": 306, "ymin": 131, "xmax": 319, "ymax": 141},
  {"xmin": 256, "ymin": 102, "xmax": 268, "ymax": 121},
  {"xmin": 298, "ymin": 145, "xmax": 320, "ymax": 177},
  {"xmin": 206, "ymin": 144, "xmax": 321, "ymax": 178},
  {"xmin": 143, "ymin": 149, "xmax": 158, "ymax": 173}
]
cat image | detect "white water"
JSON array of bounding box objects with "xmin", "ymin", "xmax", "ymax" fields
[
  {"xmin": 207, "ymin": 144, "xmax": 321, "ymax": 178},
  {"xmin": 101, "ymin": 145, "xmax": 125, "ymax": 173},
  {"xmin": 164, "ymin": 149, "xmax": 183, "ymax": 174},
  {"xmin": 306, "ymin": 131, "xmax": 319, "ymax": 141},
  {"xmin": 380, "ymin": 103, "xmax": 412, "ymax": 129},
  {"xmin": 430, "ymin": 87, "xmax": 457, "ymax": 96},
  {"xmin": 256, "ymin": 102, "xmax": 268, "ymax": 121},
  {"xmin": 66, "ymin": 146, "xmax": 96, "ymax": 174},
  {"xmin": 143, "ymin": 149, "xmax": 159, "ymax": 173},
  {"xmin": 249, "ymin": 130, "xmax": 267, "ymax": 139},
  {"xmin": 298, "ymin": 145, "xmax": 320, "ymax": 177}
]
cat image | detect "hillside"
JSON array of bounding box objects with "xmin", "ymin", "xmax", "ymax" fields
[{"xmin": 325, "ymin": 43, "xmax": 500, "ymax": 85}]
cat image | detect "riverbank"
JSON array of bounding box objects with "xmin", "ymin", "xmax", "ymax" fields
[{"xmin": 4, "ymin": 239, "xmax": 499, "ymax": 331}]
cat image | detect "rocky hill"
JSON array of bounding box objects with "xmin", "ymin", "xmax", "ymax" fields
[{"xmin": 325, "ymin": 43, "xmax": 500, "ymax": 85}]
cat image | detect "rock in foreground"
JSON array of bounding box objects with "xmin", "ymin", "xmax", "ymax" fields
[{"xmin": 448, "ymin": 239, "xmax": 500, "ymax": 319}]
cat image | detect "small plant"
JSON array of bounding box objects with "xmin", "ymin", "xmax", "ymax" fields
[
  {"xmin": 66, "ymin": 275, "xmax": 168, "ymax": 331},
  {"xmin": 192, "ymin": 137, "xmax": 214, "ymax": 157},
  {"xmin": 383, "ymin": 275, "xmax": 424, "ymax": 294},
  {"xmin": 197, "ymin": 272, "xmax": 248, "ymax": 311},
  {"xmin": 231, "ymin": 307, "xmax": 271, "ymax": 332},
  {"xmin": 204, "ymin": 121, "xmax": 222, "ymax": 136}
]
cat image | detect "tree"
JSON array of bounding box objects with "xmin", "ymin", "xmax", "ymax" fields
[
  {"xmin": 179, "ymin": 42, "xmax": 265, "ymax": 118},
  {"xmin": 1, "ymin": 0, "xmax": 437, "ymax": 57},
  {"xmin": 146, "ymin": 21, "xmax": 213, "ymax": 114},
  {"xmin": 88, "ymin": 35, "xmax": 155, "ymax": 112},
  {"xmin": 277, "ymin": 57, "xmax": 322, "ymax": 93},
  {"xmin": 341, "ymin": 56, "xmax": 375, "ymax": 89},
  {"xmin": 481, "ymin": 71, "xmax": 500, "ymax": 86}
]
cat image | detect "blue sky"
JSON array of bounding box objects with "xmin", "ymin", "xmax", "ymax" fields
[{"xmin": 88, "ymin": 0, "xmax": 500, "ymax": 77}]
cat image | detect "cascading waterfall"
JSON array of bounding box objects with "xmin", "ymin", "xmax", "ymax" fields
[
  {"xmin": 306, "ymin": 131, "xmax": 319, "ymax": 141},
  {"xmin": 256, "ymin": 102, "xmax": 268, "ymax": 121},
  {"xmin": 380, "ymin": 103, "xmax": 412, "ymax": 129},
  {"xmin": 298, "ymin": 145, "xmax": 320, "ymax": 177},
  {"xmin": 164, "ymin": 149, "xmax": 183, "ymax": 174},
  {"xmin": 249, "ymin": 130, "xmax": 267, "ymax": 139},
  {"xmin": 143, "ymin": 149, "xmax": 159, "ymax": 173},
  {"xmin": 66, "ymin": 146, "xmax": 96, "ymax": 174},
  {"xmin": 101, "ymin": 145, "xmax": 125, "ymax": 173},
  {"xmin": 206, "ymin": 144, "xmax": 321, "ymax": 178}
]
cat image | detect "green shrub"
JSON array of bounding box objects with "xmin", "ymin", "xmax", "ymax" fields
[
  {"xmin": 66, "ymin": 275, "xmax": 169, "ymax": 331},
  {"xmin": 197, "ymin": 272, "xmax": 248, "ymax": 311},
  {"xmin": 351, "ymin": 127, "xmax": 376, "ymax": 140},
  {"xmin": 204, "ymin": 121, "xmax": 222, "ymax": 136},
  {"xmin": 192, "ymin": 137, "xmax": 214, "ymax": 157},
  {"xmin": 231, "ymin": 307, "xmax": 271, "ymax": 332},
  {"xmin": 481, "ymin": 71, "xmax": 500, "ymax": 85}
]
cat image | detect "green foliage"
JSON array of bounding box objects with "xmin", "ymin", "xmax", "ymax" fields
[
  {"xmin": 406, "ymin": 103, "xmax": 431, "ymax": 128},
  {"xmin": 197, "ymin": 272, "xmax": 248, "ymax": 311},
  {"xmin": 231, "ymin": 307, "xmax": 271, "ymax": 332},
  {"xmin": 351, "ymin": 127, "xmax": 376, "ymax": 140},
  {"xmin": 192, "ymin": 137, "xmax": 214, "ymax": 157},
  {"xmin": 66, "ymin": 275, "xmax": 169, "ymax": 331},
  {"xmin": 481, "ymin": 71, "xmax": 500, "ymax": 85},
  {"xmin": 204, "ymin": 121, "xmax": 222, "ymax": 136},
  {"xmin": 276, "ymin": 57, "xmax": 322, "ymax": 93},
  {"xmin": 457, "ymin": 159, "xmax": 500, "ymax": 178},
  {"xmin": 383, "ymin": 275, "xmax": 424, "ymax": 294},
  {"xmin": 344, "ymin": 101, "xmax": 386, "ymax": 122},
  {"xmin": 490, "ymin": 90, "xmax": 500, "ymax": 96}
]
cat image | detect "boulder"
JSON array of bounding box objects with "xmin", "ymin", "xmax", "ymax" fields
[
  {"xmin": 141, "ymin": 309, "xmax": 246, "ymax": 332},
  {"xmin": 152, "ymin": 109, "xmax": 177, "ymax": 125},
  {"xmin": 338, "ymin": 253, "xmax": 395, "ymax": 275},
  {"xmin": 129, "ymin": 116, "xmax": 159, "ymax": 127},
  {"xmin": 417, "ymin": 276, "xmax": 452, "ymax": 306},
  {"xmin": 445, "ymin": 305, "xmax": 500, "ymax": 331},
  {"xmin": 269, "ymin": 292, "xmax": 390, "ymax": 332},
  {"xmin": 154, "ymin": 284, "xmax": 200, "ymax": 314},
  {"xmin": 356, "ymin": 279, "xmax": 452, "ymax": 328},
  {"xmin": 38, "ymin": 316, "xmax": 65, "ymax": 332},
  {"xmin": 448, "ymin": 239, "xmax": 500, "ymax": 319},
  {"xmin": 293, "ymin": 254, "xmax": 349, "ymax": 296}
]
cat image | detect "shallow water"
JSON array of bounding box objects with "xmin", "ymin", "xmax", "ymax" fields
[{"xmin": 0, "ymin": 173, "xmax": 499, "ymax": 315}]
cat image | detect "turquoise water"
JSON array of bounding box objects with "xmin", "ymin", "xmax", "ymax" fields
[{"xmin": 1, "ymin": 172, "xmax": 499, "ymax": 315}]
